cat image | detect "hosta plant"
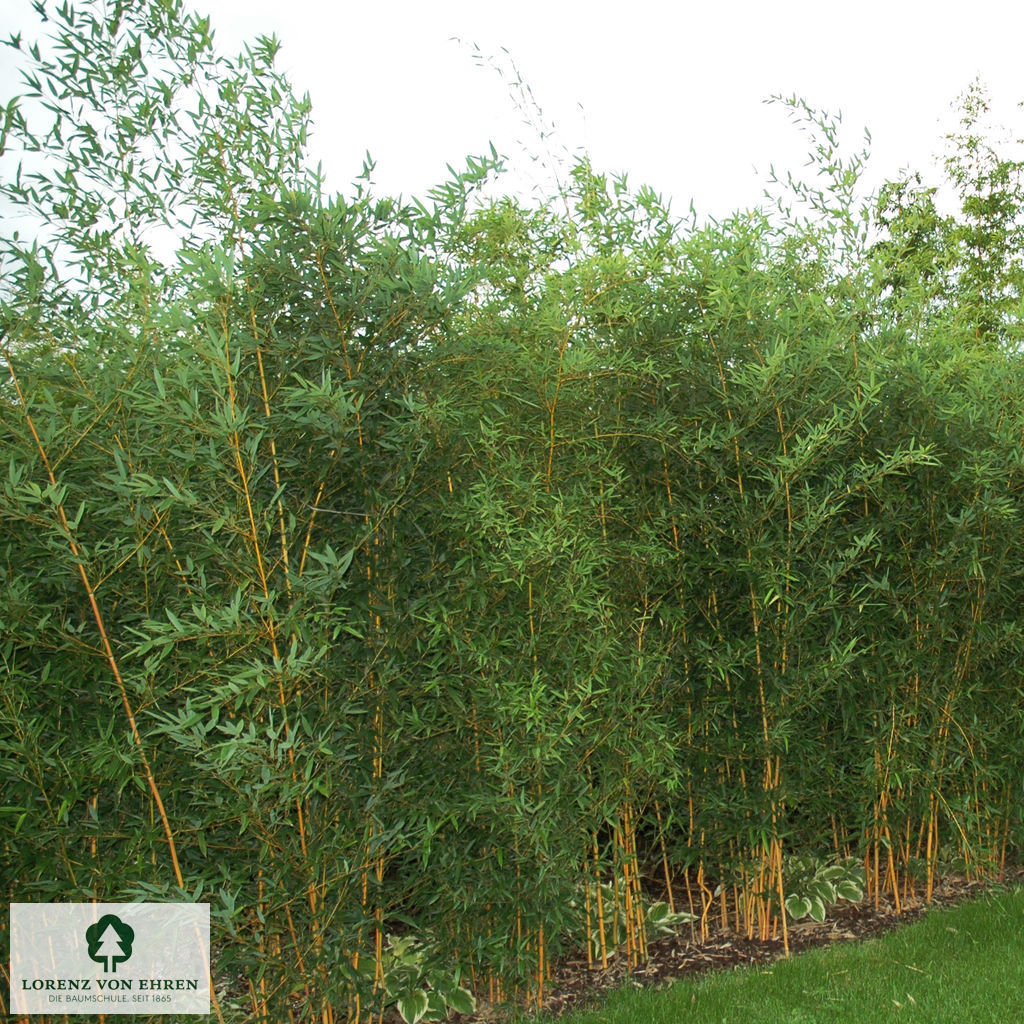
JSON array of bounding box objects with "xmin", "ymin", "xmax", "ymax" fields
[
  {"xmin": 570, "ymin": 880, "xmax": 696, "ymax": 959},
  {"xmin": 783, "ymin": 856, "xmax": 866, "ymax": 923},
  {"xmin": 373, "ymin": 934, "xmax": 477, "ymax": 1024}
]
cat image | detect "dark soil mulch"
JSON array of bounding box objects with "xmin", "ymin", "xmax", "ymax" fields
[{"xmin": 452, "ymin": 868, "xmax": 1024, "ymax": 1022}]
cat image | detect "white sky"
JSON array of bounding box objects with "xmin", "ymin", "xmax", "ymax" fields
[
  {"xmin": 2, "ymin": 1, "xmax": 1024, "ymax": 223},
  {"xmin": 185, "ymin": 0, "xmax": 1024, "ymax": 221}
]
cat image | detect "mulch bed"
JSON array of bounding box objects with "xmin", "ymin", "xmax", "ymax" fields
[{"xmin": 452, "ymin": 868, "xmax": 1024, "ymax": 1022}]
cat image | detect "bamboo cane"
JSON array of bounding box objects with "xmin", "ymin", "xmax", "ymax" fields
[{"xmin": 592, "ymin": 836, "xmax": 609, "ymax": 968}]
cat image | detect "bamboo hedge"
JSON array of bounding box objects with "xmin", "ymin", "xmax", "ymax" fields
[{"xmin": 2, "ymin": 4, "xmax": 1024, "ymax": 1022}]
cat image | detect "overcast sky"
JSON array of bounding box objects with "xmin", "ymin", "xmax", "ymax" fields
[
  {"xmin": 3, "ymin": 1, "xmax": 1024, "ymax": 223},
  {"xmin": 184, "ymin": 0, "xmax": 1024, "ymax": 221}
]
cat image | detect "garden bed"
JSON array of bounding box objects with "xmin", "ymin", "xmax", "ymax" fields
[{"xmin": 454, "ymin": 870, "xmax": 1023, "ymax": 1022}]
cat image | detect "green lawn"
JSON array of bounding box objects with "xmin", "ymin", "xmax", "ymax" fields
[{"xmin": 534, "ymin": 886, "xmax": 1024, "ymax": 1024}]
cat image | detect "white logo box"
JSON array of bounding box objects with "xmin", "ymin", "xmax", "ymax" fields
[{"xmin": 10, "ymin": 902, "xmax": 210, "ymax": 1015}]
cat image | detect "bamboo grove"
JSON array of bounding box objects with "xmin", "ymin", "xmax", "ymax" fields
[{"xmin": 3, "ymin": 4, "xmax": 1024, "ymax": 1021}]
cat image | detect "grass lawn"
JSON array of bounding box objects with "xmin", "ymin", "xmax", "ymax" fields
[{"xmin": 531, "ymin": 885, "xmax": 1024, "ymax": 1024}]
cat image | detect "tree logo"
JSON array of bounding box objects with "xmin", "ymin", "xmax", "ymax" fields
[{"xmin": 85, "ymin": 914, "xmax": 135, "ymax": 973}]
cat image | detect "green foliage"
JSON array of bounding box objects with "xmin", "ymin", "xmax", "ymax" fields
[
  {"xmin": 871, "ymin": 79, "xmax": 1024, "ymax": 348},
  {"xmin": 3, "ymin": 4, "xmax": 1024, "ymax": 1021}
]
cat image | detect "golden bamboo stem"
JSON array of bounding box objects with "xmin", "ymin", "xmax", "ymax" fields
[
  {"xmin": 593, "ymin": 837, "xmax": 608, "ymax": 968},
  {"xmin": 654, "ymin": 802, "xmax": 676, "ymax": 913}
]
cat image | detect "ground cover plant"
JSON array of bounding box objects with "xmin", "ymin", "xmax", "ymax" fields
[{"xmin": 2, "ymin": 3, "xmax": 1024, "ymax": 1022}]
